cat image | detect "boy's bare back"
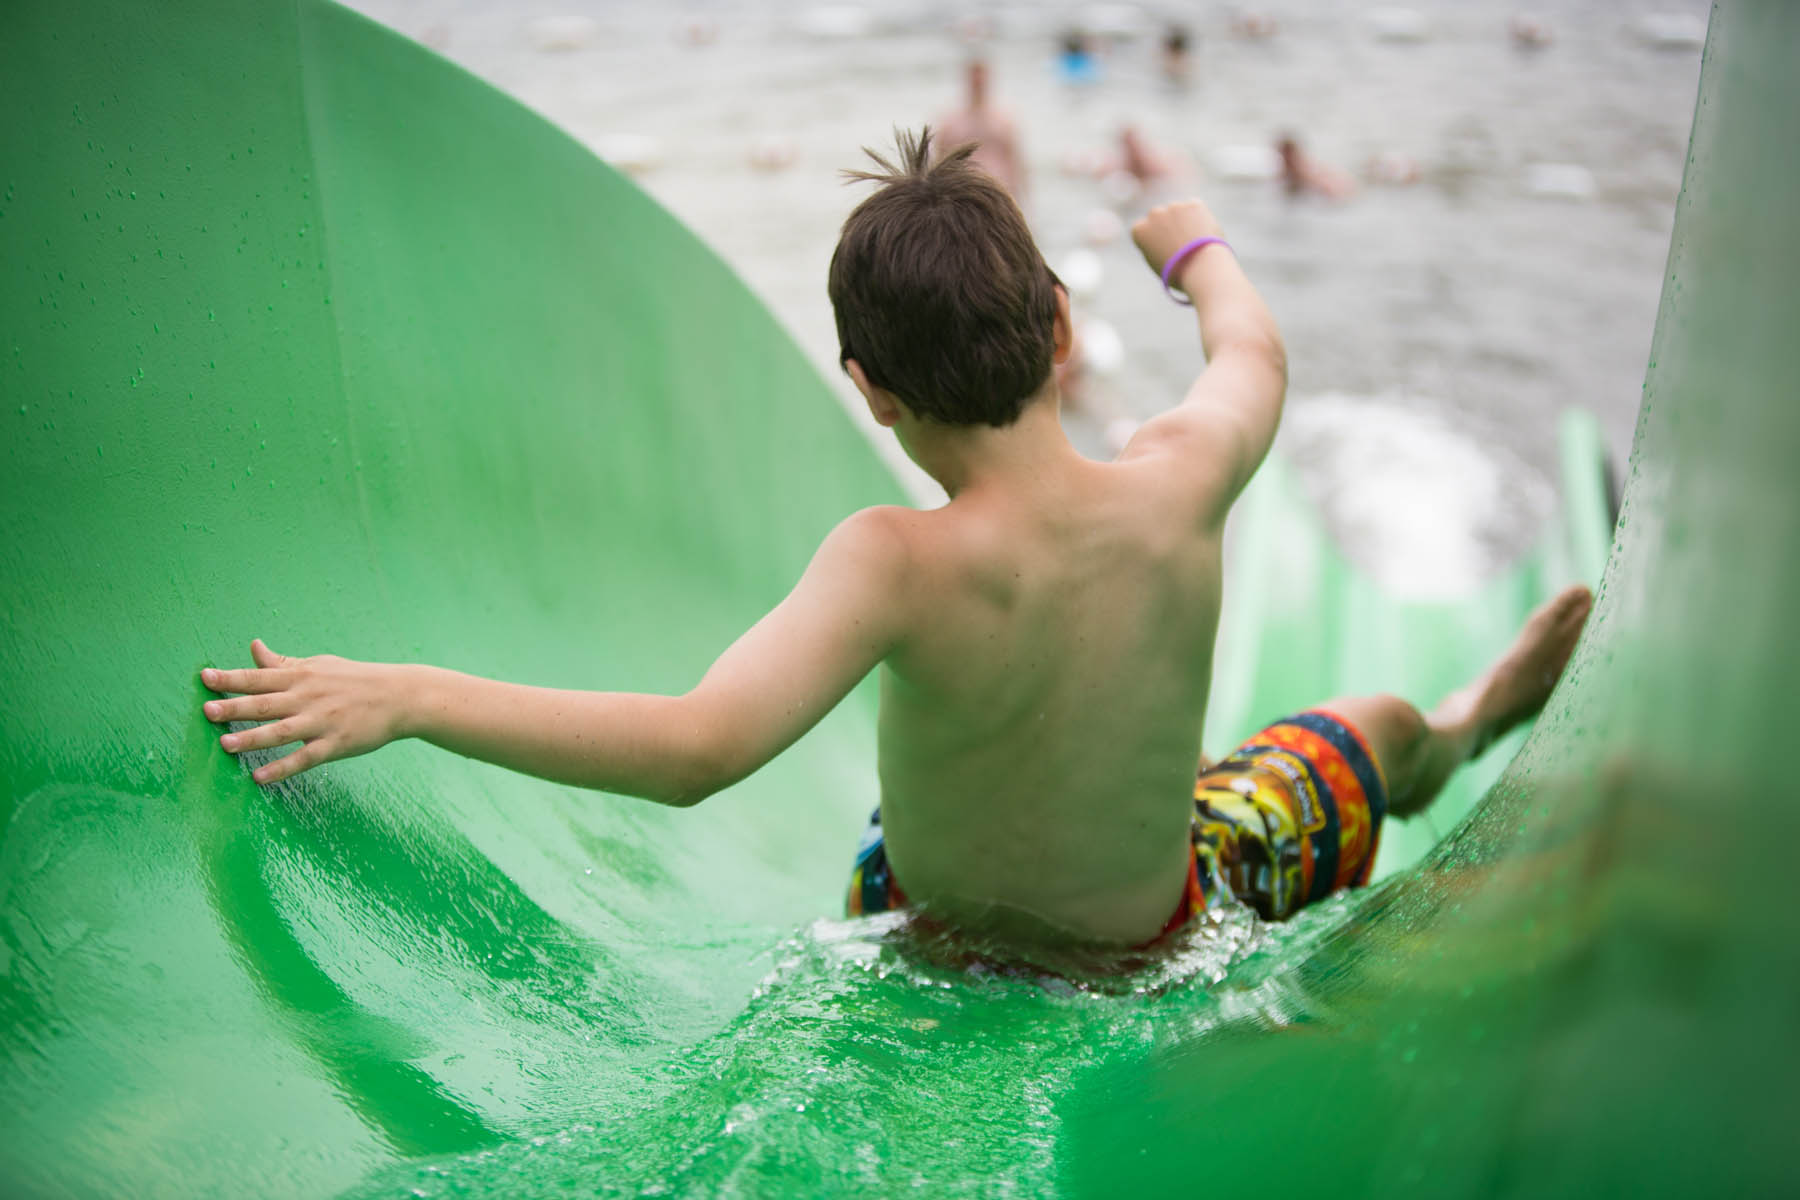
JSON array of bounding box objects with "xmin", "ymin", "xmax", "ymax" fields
[{"xmin": 868, "ymin": 426, "xmax": 1230, "ymax": 944}]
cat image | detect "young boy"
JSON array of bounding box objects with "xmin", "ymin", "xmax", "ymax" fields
[{"xmin": 201, "ymin": 130, "xmax": 1590, "ymax": 948}]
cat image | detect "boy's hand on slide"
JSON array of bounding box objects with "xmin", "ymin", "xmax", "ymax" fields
[
  {"xmin": 201, "ymin": 638, "xmax": 404, "ymax": 784},
  {"xmin": 1131, "ymin": 200, "xmax": 1226, "ymax": 276}
]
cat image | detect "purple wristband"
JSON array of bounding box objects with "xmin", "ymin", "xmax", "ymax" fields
[{"xmin": 1160, "ymin": 236, "xmax": 1232, "ymax": 305}]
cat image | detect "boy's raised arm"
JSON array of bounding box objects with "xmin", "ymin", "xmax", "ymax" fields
[
  {"xmin": 201, "ymin": 507, "xmax": 912, "ymax": 802},
  {"xmin": 1120, "ymin": 200, "xmax": 1287, "ymax": 514}
]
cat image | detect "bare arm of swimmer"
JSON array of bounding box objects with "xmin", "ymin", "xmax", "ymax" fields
[
  {"xmin": 201, "ymin": 507, "xmax": 913, "ymax": 803},
  {"xmin": 1117, "ymin": 200, "xmax": 1287, "ymax": 515}
]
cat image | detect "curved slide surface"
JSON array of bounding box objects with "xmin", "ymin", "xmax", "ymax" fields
[{"xmin": 3, "ymin": 1, "xmax": 1796, "ymax": 1195}]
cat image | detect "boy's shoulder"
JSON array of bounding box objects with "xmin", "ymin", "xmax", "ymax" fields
[
  {"xmin": 818, "ymin": 504, "xmax": 932, "ymax": 586},
  {"xmin": 1113, "ymin": 413, "xmax": 1260, "ymax": 527},
  {"xmin": 825, "ymin": 501, "xmax": 982, "ymax": 597},
  {"xmin": 832, "ymin": 503, "xmax": 925, "ymax": 550}
]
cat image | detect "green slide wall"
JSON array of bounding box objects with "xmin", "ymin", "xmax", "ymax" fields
[
  {"xmin": 2, "ymin": 0, "xmax": 904, "ymax": 1193},
  {"xmin": 3, "ymin": 0, "xmax": 1795, "ymax": 1195}
]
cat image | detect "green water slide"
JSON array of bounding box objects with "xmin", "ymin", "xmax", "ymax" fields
[{"xmin": 2, "ymin": 0, "xmax": 1794, "ymax": 1195}]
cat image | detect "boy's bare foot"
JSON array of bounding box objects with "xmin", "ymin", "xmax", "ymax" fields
[{"xmin": 1432, "ymin": 585, "xmax": 1593, "ymax": 756}]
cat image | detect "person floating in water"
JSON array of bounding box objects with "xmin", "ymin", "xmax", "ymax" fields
[
  {"xmin": 201, "ymin": 129, "xmax": 1590, "ymax": 949},
  {"xmin": 1160, "ymin": 24, "xmax": 1195, "ymax": 89},
  {"xmin": 1114, "ymin": 124, "xmax": 1195, "ymax": 198},
  {"xmin": 1056, "ymin": 29, "xmax": 1102, "ymax": 87},
  {"xmin": 1277, "ymin": 133, "xmax": 1358, "ymax": 201}
]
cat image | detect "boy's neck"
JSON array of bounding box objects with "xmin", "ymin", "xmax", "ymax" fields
[{"xmin": 909, "ymin": 390, "xmax": 1081, "ymax": 500}]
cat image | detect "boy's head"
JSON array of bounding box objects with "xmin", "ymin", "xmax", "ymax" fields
[{"xmin": 828, "ymin": 127, "xmax": 1062, "ymax": 428}]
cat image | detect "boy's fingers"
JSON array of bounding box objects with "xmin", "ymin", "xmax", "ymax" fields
[
  {"xmin": 204, "ymin": 691, "xmax": 293, "ymax": 723},
  {"xmin": 253, "ymin": 741, "xmax": 328, "ymax": 786},
  {"xmin": 250, "ymin": 638, "xmax": 290, "ymax": 668},
  {"xmin": 201, "ymin": 666, "xmax": 294, "ymax": 695},
  {"xmin": 222, "ymin": 717, "xmax": 305, "ymax": 754}
]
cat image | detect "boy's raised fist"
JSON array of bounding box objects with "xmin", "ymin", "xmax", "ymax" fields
[{"xmin": 1131, "ymin": 201, "xmax": 1226, "ymax": 276}]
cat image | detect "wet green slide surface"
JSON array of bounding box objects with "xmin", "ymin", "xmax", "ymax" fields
[{"xmin": 3, "ymin": 0, "xmax": 1795, "ymax": 1195}]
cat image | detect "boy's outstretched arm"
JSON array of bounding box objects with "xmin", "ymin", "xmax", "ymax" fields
[
  {"xmin": 1120, "ymin": 200, "xmax": 1287, "ymax": 514},
  {"xmin": 201, "ymin": 507, "xmax": 912, "ymax": 802}
]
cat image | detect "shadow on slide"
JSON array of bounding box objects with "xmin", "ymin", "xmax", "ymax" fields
[{"xmin": 2, "ymin": 0, "xmax": 1796, "ymax": 1195}]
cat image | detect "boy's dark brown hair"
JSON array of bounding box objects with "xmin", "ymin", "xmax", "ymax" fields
[{"xmin": 828, "ymin": 127, "xmax": 1060, "ymax": 427}]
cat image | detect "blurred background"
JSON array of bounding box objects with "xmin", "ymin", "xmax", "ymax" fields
[{"xmin": 341, "ymin": 0, "xmax": 1707, "ymax": 594}]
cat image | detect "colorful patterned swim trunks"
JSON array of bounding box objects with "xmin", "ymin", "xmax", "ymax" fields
[
  {"xmin": 846, "ymin": 709, "xmax": 1388, "ymax": 931},
  {"xmin": 1175, "ymin": 709, "xmax": 1389, "ymax": 923}
]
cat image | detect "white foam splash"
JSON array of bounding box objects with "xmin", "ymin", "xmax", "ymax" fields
[{"xmin": 1281, "ymin": 391, "xmax": 1555, "ymax": 600}]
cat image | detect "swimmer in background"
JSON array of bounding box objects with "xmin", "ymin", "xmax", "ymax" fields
[
  {"xmin": 1057, "ymin": 29, "xmax": 1101, "ymax": 87},
  {"xmin": 1069, "ymin": 126, "xmax": 1198, "ymax": 209},
  {"xmin": 202, "ymin": 129, "xmax": 1592, "ymax": 952},
  {"xmin": 935, "ymin": 58, "xmax": 1027, "ymax": 202},
  {"xmin": 1229, "ymin": 10, "xmax": 1279, "ymax": 40},
  {"xmin": 1509, "ymin": 14, "xmax": 1553, "ymax": 50},
  {"xmin": 1277, "ymin": 134, "xmax": 1358, "ymax": 201},
  {"xmin": 1117, "ymin": 125, "xmax": 1197, "ymax": 197},
  {"xmin": 1160, "ymin": 24, "xmax": 1195, "ymax": 89}
]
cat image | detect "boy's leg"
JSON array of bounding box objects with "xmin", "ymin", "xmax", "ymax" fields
[{"xmin": 1316, "ymin": 585, "xmax": 1592, "ymax": 818}]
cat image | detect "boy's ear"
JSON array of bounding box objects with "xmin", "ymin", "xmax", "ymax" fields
[
  {"xmin": 845, "ymin": 358, "xmax": 904, "ymax": 428},
  {"xmin": 1051, "ymin": 284, "xmax": 1075, "ymax": 367}
]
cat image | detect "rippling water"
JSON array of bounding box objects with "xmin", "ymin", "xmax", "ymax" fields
[{"xmin": 344, "ymin": 891, "xmax": 1407, "ymax": 1196}]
